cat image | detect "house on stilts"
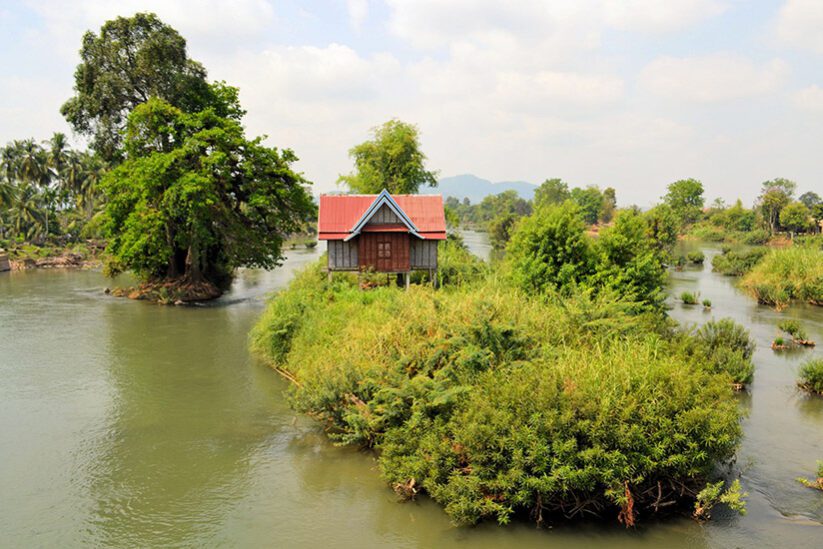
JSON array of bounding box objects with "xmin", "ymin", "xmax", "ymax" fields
[{"xmin": 317, "ymin": 190, "xmax": 447, "ymax": 287}]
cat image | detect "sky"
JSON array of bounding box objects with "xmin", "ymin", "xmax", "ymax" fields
[{"xmin": 1, "ymin": 0, "xmax": 822, "ymax": 206}]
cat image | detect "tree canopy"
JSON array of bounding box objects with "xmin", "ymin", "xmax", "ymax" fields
[
  {"xmin": 60, "ymin": 12, "xmax": 225, "ymax": 161},
  {"xmin": 758, "ymin": 178, "xmax": 796, "ymax": 234},
  {"xmin": 338, "ymin": 120, "xmax": 438, "ymax": 194},
  {"xmin": 533, "ymin": 178, "xmax": 570, "ymax": 209},
  {"xmin": 663, "ymin": 178, "xmax": 704, "ymax": 227},
  {"xmin": 101, "ymin": 93, "xmax": 314, "ymax": 291}
]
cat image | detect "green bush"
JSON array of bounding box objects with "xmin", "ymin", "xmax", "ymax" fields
[
  {"xmin": 687, "ymin": 251, "xmax": 705, "ymax": 264},
  {"xmin": 690, "ymin": 319, "xmax": 756, "ymax": 385},
  {"xmin": 703, "ymin": 298, "xmax": 712, "ymax": 308},
  {"xmin": 507, "ymin": 207, "xmax": 667, "ymax": 311},
  {"xmin": 740, "ymin": 229, "xmax": 770, "ymax": 245},
  {"xmin": 740, "ymin": 246, "xmax": 823, "ymax": 308},
  {"xmin": 798, "ymin": 359, "xmax": 823, "ymax": 395},
  {"xmin": 711, "ymin": 247, "xmax": 768, "ymax": 276},
  {"xmin": 689, "ymin": 223, "xmax": 725, "ymax": 242},
  {"xmin": 251, "ymin": 263, "xmax": 744, "ymax": 526}
]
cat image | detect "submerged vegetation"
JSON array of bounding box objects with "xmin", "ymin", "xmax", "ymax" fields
[
  {"xmin": 798, "ymin": 359, "xmax": 823, "ymax": 396},
  {"xmin": 711, "ymin": 247, "xmax": 768, "ymax": 277},
  {"xmin": 796, "ymin": 462, "xmax": 823, "ymax": 492},
  {"xmin": 252, "ymin": 206, "xmax": 752, "ymax": 527},
  {"xmin": 740, "ymin": 246, "xmax": 823, "ymax": 309}
]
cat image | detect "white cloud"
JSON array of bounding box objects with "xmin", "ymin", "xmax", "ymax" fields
[
  {"xmin": 346, "ymin": 0, "xmax": 369, "ymax": 31},
  {"xmin": 640, "ymin": 54, "xmax": 789, "ymax": 102},
  {"xmin": 24, "ymin": 0, "xmax": 275, "ymax": 59},
  {"xmin": 602, "ymin": 0, "xmax": 727, "ymax": 33},
  {"xmin": 776, "ymin": 0, "xmax": 823, "ymax": 54},
  {"xmin": 793, "ymin": 85, "xmax": 823, "ymax": 112}
]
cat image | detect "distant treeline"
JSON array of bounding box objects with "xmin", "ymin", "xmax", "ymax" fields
[{"xmin": 447, "ymin": 176, "xmax": 823, "ymax": 251}]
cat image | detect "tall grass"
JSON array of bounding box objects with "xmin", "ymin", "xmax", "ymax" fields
[{"xmin": 740, "ymin": 246, "xmax": 823, "ymax": 308}]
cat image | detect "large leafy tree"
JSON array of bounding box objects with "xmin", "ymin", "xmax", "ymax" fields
[
  {"xmin": 663, "ymin": 178, "xmax": 704, "ymax": 227},
  {"xmin": 60, "ymin": 12, "xmax": 217, "ymax": 161},
  {"xmin": 101, "ymin": 94, "xmax": 315, "ymax": 291},
  {"xmin": 338, "ymin": 119, "xmax": 438, "ymax": 194},
  {"xmin": 758, "ymin": 178, "xmax": 796, "ymax": 234},
  {"xmin": 506, "ymin": 202, "xmax": 594, "ymax": 294},
  {"xmin": 779, "ymin": 201, "xmax": 811, "ymax": 236},
  {"xmin": 570, "ymin": 186, "xmax": 604, "ymax": 225},
  {"xmin": 533, "ymin": 178, "xmax": 570, "ymax": 209}
]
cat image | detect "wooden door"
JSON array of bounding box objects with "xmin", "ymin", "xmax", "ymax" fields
[{"xmin": 358, "ymin": 233, "xmax": 410, "ymax": 272}]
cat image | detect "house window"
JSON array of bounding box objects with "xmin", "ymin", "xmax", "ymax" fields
[{"xmin": 378, "ymin": 241, "xmax": 392, "ymax": 258}]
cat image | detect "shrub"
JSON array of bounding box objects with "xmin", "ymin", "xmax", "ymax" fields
[
  {"xmin": 506, "ymin": 202, "xmax": 593, "ymax": 294},
  {"xmin": 702, "ymin": 298, "xmax": 712, "ymax": 308},
  {"xmin": 693, "ymin": 479, "xmax": 747, "ymax": 520},
  {"xmin": 681, "ymin": 291, "xmax": 698, "ymax": 305},
  {"xmin": 740, "ymin": 229, "xmax": 770, "ymax": 245},
  {"xmin": 687, "ymin": 251, "xmax": 705, "ymax": 264},
  {"xmin": 691, "ymin": 319, "xmax": 756, "ymax": 385},
  {"xmin": 740, "ymin": 246, "xmax": 823, "ymax": 308},
  {"xmin": 507, "ymin": 206, "xmax": 668, "ymax": 311},
  {"xmin": 773, "ymin": 336, "xmax": 786, "ymax": 347},
  {"xmin": 252, "ymin": 262, "xmax": 743, "ymax": 526},
  {"xmin": 777, "ymin": 319, "xmax": 807, "ymax": 341},
  {"xmin": 689, "ymin": 223, "xmax": 726, "ymax": 242},
  {"xmin": 798, "ymin": 359, "xmax": 823, "ymax": 395},
  {"xmin": 711, "ymin": 247, "xmax": 768, "ymax": 276}
]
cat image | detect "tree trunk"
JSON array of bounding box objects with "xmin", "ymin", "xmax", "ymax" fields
[{"xmin": 185, "ymin": 243, "xmax": 204, "ymax": 283}]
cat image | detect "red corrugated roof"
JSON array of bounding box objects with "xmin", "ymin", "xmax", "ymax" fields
[{"xmin": 318, "ymin": 193, "xmax": 447, "ymax": 240}]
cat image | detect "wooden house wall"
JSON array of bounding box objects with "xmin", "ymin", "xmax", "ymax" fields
[
  {"xmin": 327, "ymin": 240, "xmax": 358, "ymax": 270},
  {"xmin": 410, "ymin": 239, "xmax": 438, "ymax": 270},
  {"xmin": 358, "ymin": 233, "xmax": 410, "ymax": 272},
  {"xmin": 366, "ymin": 204, "xmax": 402, "ymax": 225}
]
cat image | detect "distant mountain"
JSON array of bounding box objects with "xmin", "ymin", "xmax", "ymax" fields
[{"xmin": 425, "ymin": 174, "xmax": 537, "ymax": 204}]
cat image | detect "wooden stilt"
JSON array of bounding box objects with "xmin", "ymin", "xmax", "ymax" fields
[{"xmin": 405, "ymin": 272, "xmax": 410, "ymax": 290}]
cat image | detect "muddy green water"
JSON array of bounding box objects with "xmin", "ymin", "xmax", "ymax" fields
[{"xmin": 0, "ymin": 237, "xmax": 821, "ymax": 547}]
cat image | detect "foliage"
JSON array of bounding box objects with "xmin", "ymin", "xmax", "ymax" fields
[
  {"xmin": 702, "ymin": 298, "xmax": 712, "ymax": 308},
  {"xmin": 506, "ymin": 203, "xmax": 593, "ymax": 294},
  {"xmin": 664, "ymin": 179, "xmax": 704, "ymax": 228},
  {"xmin": 429, "ymin": 234, "xmax": 489, "ymax": 287},
  {"xmin": 780, "ymin": 202, "xmax": 813, "ymax": 235},
  {"xmin": 533, "ymin": 178, "xmax": 570, "ymax": 209},
  {"xmin": 569, "ymin": 186, "xmax": 604, "ymax": 225},
  {"xmin": 100, "ymin": 96, "xmax": 314, "ymax": 290},
  {"xmin": 0, "ymin": 136, "xmax": 105, "ymax": 242},
  {"xmin": 777, "ymin": 319, "xmax": 807, "ymax": 341},
  {"xmin": 643, "ymin": 204, "xmax": 679, "ymax": 257},
  {"xmin": 338, "ymin": 120, "xmax": 438, "ymax": 194},
  {"xmin": 60, "ymin": 13, "xmax": 224, "ymax": 161},
  {"xmin": 680, "ymin": 292, "xmax": 698, "ymax": 305},
  {"xmin": 687, "ymin": 251, "xmax": 705, "ymax": 264},
  {"xmin": 488, "ymin": 212, "xmax": 518, "ymax": 251},
  {"xmin": 591, "ymin": 209, "xmax": 668, "ymax": 310},
  {"xmin": 798, "ymin": 359, "xmax": 823, "ymax": 395},
  {"xmin": 740, "ymin": 246, "xmax": 823, "ymax": 308},
  {"xmin": 689, "ymin": 319, "xmax": 756, "ymax": 385},
  {"xmin": 799, "ymin": 192, "xmax": 821, "ymax": 210},
  {"xmin": 693, "ymin": 479, "xmax": 747, "ymax": 520},
  {"xmin": 758, "ymin": 178, "xmax": 796, "ymax": 235},
  {"xmin": 796, "ymin": 461, "xmax": 823, "ymax": 491},
  {"xmin": 600, "ymin": 187, "xmax": 617, "ymax": 223},
  {"xmin": 711, "ymin": 247, "xmax": 767, "ymax": 276},
  {"xmin": 506, "ymin": 206, "xmax": 667, "ymax": 311},
  {"xmin": 252, "ymin": 262, "xmax": 743, "ymax": 526}
]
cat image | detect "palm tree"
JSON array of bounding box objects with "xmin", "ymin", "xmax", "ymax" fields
[{"xmin": 8, "ymin": 183, "xmax": 47, "ymax": 241}]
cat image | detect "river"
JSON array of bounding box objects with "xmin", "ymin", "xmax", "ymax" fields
[{"xmin": 0, "ymin": 234, "xmax": 820, "ymax": 547}]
